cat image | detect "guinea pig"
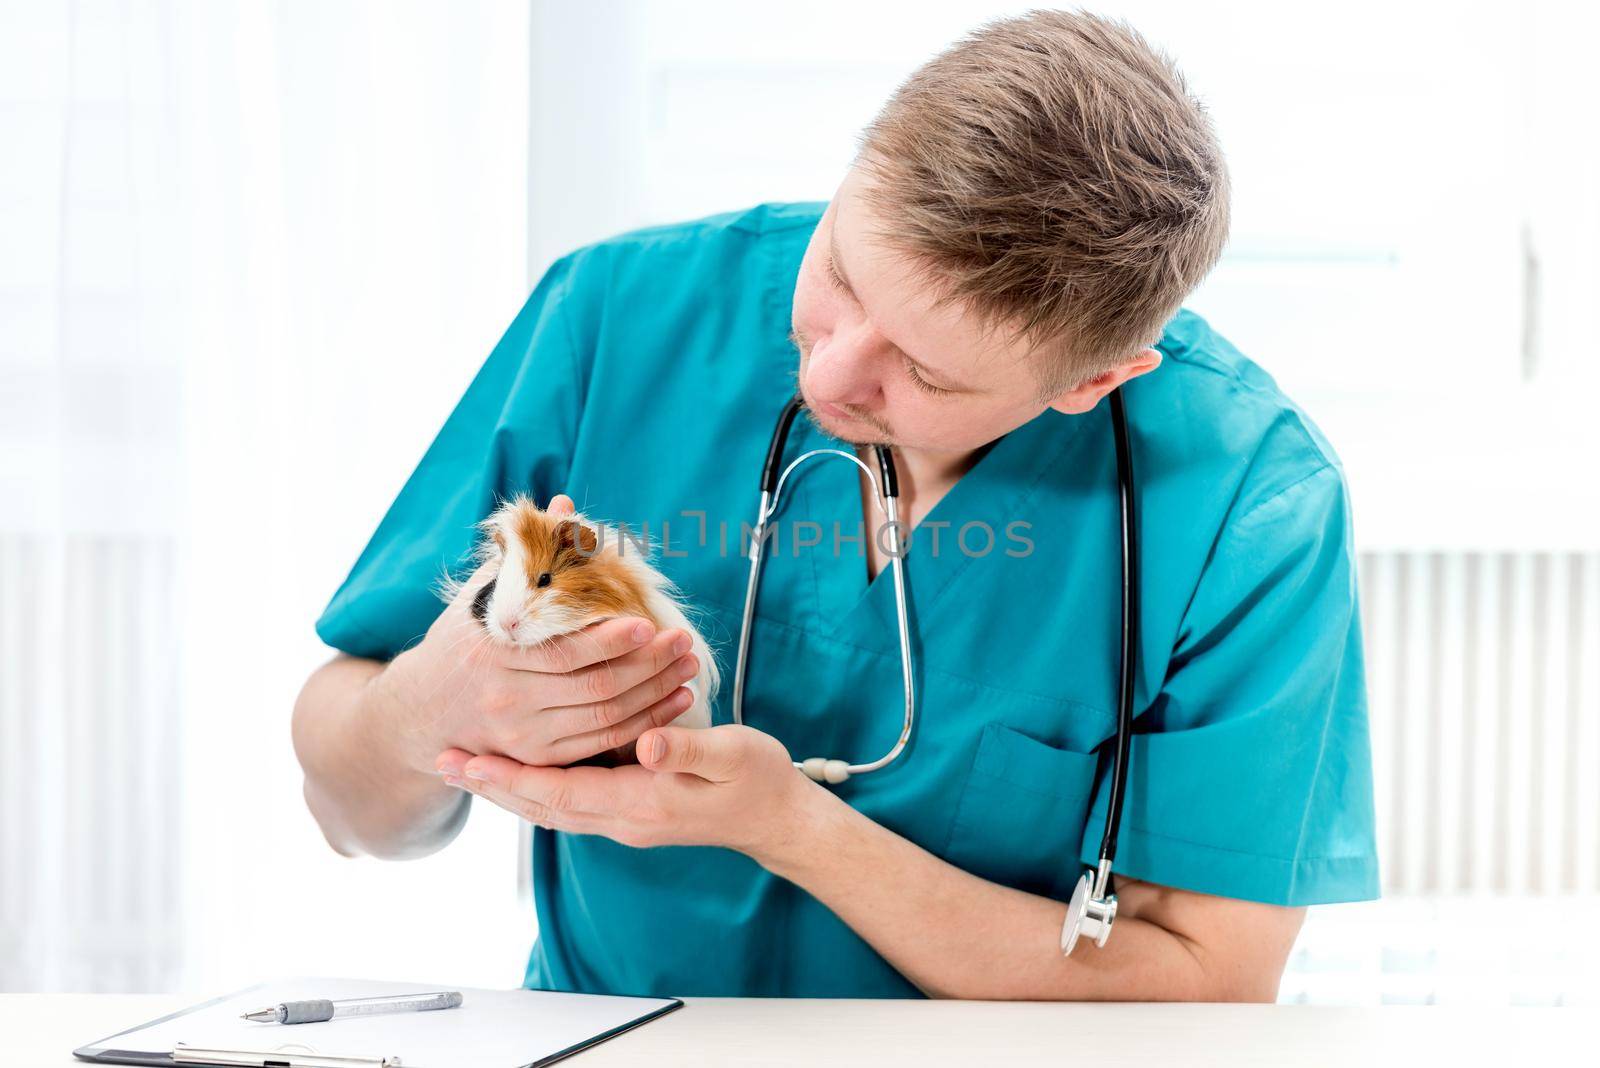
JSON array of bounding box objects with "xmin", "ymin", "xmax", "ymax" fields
[{"xmin": 438, "ymin": 494, "xmax": 719, "ymax": 733}]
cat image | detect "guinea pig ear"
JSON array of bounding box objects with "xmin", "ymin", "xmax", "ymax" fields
[{"xmin": 556, "ymin": 519, "xmax": 599, "ymax": 557}]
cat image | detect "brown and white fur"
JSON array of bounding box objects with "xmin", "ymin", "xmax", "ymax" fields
[{"xmin": 438, "ymin": 495, "xmax": 719, "ymax": 730}]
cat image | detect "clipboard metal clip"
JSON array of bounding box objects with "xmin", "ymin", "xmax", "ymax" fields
[{"xmin": 171, "ymin": 1042, "xmax": 405, "ymax": 1067}]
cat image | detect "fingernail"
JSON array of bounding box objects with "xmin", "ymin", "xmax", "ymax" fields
[
  {"xmin": 633, "ymin": 621, "xmax": 655, "ymax": 644},
  {"xmin": 677, "ymin": 656, "xmax": 697, "ymax": 681},
  {"xmin": 673, "ymin": 634, "xmax": 692, "ymax": 656},
  {"xmin": 647, "ymin": 734, "xmax": 666, "ymax": 763},
  {"xmin": 464, "ymin": 767, "xmax": 489, "ymax": 781},
  {"xmin": 442, "ymin": 776, "xmax": 466, "ymax": 789}
]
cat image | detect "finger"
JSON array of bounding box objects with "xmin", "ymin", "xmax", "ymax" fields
[
  {"xmin": 540, "ymin": 644, "xmax": 698, "ymax": 733},
  {"xmin": 638, "ymin": 724, "xmax": 747, "ymax": 783},
  {"xmin": 446, "ymin": 771, "xmax": 605, "ymax": 834},
  {"xmin": 434, "ymin": 747, "xmax": 476, "ymax": 778},
  {"xmin": 496, "ymin": 616, "xmax": 665, "ymax": 673},
  {"xmin": 541, "ymin": 631, "xmax": 695, "ymax": 709},
  {"xmin": 544, "ymin": 686, "xmax": 694, "ymax": 766},
  {"xmin": 463, "ymin": 755, "xmax": 644, "ymax": 817},
  {"xmin": 546, "ymin": 494, "xmax": 575, "ymax": 517}
]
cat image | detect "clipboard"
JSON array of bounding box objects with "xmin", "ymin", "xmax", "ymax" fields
[{"xmin": 72, "ymin": 977, "xmax": 683, "ymax": 1068}]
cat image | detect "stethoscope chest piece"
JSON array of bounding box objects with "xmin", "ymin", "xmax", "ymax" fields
[{"xmin": 1061, "ymin": 866, "xmax": 1118, "ymax": 956}]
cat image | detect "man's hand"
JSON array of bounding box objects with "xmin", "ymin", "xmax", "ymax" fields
[
  {"xmin": 378, "ymin": 493, "xmax": 703, "ymax": 776},
  {"xmin": 433, "ymin": 713, "xmax": 1303, "ymax": 1002},
  {"xmin": 434, "ymin": 723, "xmax": 817, "ymax": 863}
]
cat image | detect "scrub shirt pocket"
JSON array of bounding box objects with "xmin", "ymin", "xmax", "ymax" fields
[{"xmin": 943, "ymin": 722, "xmax": 1101, "ymax": 902}]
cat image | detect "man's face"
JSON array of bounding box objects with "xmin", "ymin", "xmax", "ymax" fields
[{"xmin": 790, "ymin": 167, "xmax": 1059, "ymax": 453}]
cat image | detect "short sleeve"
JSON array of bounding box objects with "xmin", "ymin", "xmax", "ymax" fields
[
  {"xmin": 1079, "ymin": 463, "xmax": 1381, "ymax": 906},
  {"xmin": 313, "ymin": 254, "xmax": 589, "ymax": 661}
]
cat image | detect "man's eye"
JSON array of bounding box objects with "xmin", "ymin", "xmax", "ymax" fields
[
  {"xmin": 905, "ymin": 361, "xmax": 954, "ymax": 397},
  {"xmin": 536, "ymin": 572, "xmax": 552, "ymax": 588},
  {"xmin": 825, "ymin": 256, "xmax": 851, "ymax": 296}
]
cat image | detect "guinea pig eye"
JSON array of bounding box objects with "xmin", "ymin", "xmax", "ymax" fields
[{"xmin": 536, "ymin": 571, "xmax": 552, "ymax": 588}]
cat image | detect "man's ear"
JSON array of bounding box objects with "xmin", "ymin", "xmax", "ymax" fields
[{"xmin": 1045, "ymin": 347, "xmax": 1163, "ymax": 415}]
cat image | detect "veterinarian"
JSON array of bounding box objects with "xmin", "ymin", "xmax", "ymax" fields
[{"xmin": 292, "ymin": 11, "xmax": 1378, "ymax": 1001}]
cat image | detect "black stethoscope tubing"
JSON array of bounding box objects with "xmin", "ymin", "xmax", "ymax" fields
[
  {"xmin": 1103, "ymin": 386, "xmax": 1137, "ymax": 876},
  {"xmin": 751, "ymin": 389, "xmax": 1137, "ymax": 943}
]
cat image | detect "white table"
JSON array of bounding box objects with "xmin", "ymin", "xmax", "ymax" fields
[{"xmin": 6, "ymin": 993, "xmax": 1588, "ymax": 1066}]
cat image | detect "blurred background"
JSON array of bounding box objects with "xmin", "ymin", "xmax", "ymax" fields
[{"xmin": 2, "ymin": 0, "xmax": 1597, "ymax": 1004}]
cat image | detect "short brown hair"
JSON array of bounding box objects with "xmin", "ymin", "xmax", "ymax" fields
[{"xmin": 856, "ymin": 9, "xmax": 1230, "ymax": 396}]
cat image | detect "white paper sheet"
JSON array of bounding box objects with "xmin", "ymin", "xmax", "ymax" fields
[{"xmin": 76, "ymin": 977, "xmax": 679, "ymax": 1068}]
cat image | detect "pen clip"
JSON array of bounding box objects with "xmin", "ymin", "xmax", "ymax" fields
[{"xmin": 171, "ymin": 1042, "xmax": 404, "ymax": 1067}]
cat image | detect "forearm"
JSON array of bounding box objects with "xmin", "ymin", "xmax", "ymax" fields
[
  {"xmin": 291, "ymin": 653, "xmax": 469, "ymax": 860},
  {"xmin": 760, "ymin": 787, "xmax": 1277, "ymax": 1002}
]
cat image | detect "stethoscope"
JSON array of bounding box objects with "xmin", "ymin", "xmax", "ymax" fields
[{"xmin": 730, "ymin": 390, "xmax": 1141, "ymax": 957}]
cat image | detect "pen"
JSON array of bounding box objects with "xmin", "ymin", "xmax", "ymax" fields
[{"xmin": 240, "ymin": 991, "xmax": 464, "ymax": 1025}]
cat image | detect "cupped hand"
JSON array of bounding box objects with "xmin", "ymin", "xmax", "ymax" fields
[
  {"xmin": 434, "ymin": 723, "xmax": 819, "ymax": 865},
  {"xmin": 376, "ymin": 493, "xmax": 701, "ymax": 774}
]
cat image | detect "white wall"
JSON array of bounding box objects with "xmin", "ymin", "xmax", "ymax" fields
[{"xmin": 526, "ymin": 0, "xmax": 1600, "ymax": 551}]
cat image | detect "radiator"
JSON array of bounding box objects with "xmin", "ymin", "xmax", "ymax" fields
[
  {"xmin": 1359, "ymin": 551, "xmax": 1600, "ymax": 895},
  {"xmin": 0, "ymin": 534, "xmax": 183, "ymax": 992}
]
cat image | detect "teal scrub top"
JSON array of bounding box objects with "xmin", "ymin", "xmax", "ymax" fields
[{"xmin": 315, "ymin": 202, "xmax": 1380, "ymax": 998}]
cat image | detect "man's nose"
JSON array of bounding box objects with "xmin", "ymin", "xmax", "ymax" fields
[{"xmin": 807, "ymin": 333, "xmax": 883, "ymax": 407}]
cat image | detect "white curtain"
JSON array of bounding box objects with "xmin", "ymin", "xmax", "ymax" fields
[{"xmin": 2, "ymin": 0, "xmax": 535, "ymax": 993}]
